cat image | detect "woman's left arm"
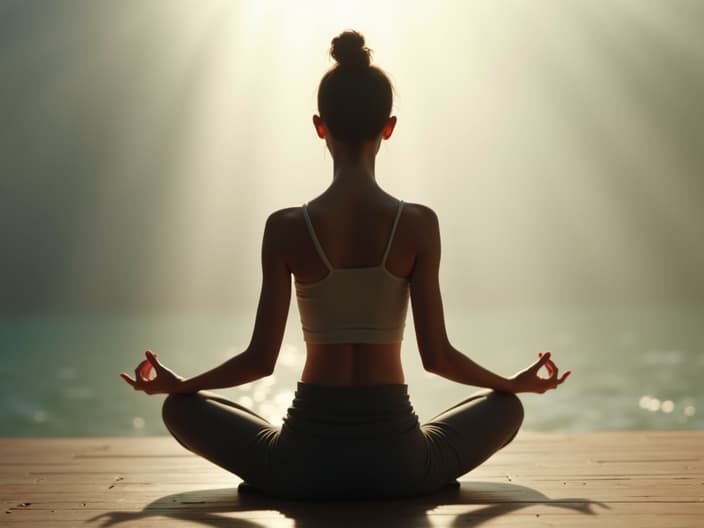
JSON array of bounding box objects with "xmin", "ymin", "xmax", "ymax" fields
[{"xmin": 121, "ymin": 211, "xmax": 292, "ymax": 395}]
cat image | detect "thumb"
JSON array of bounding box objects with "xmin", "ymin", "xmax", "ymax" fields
[
  {"xmin": 145, "ymin": 350, "xmax": 164, "ymax": 372},
  {"xmin": 532, "ymin": 352, "xmax": 551, "ymax": 372}
]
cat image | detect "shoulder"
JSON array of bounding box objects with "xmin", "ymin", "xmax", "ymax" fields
[
  {"xmin": 400, "ymin": 203, "xmax": 441, "ymax": 257},
  {"xmin": 263, "ymin": 207, "xmax": 303, "ymax": 234},
  {"xmin": 267, "ymin": 206, "xmax": 303, "ymax": 224},
  {"xmin": 401, "ymin": 202, "xmax": 440, "ymax": 234},
  {"xmin": 261, "ymin": 207, "xmax": 303, "ymax": 252}
]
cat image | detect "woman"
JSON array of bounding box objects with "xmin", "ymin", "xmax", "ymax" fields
[{"xmin": 121, "ymin": 30, "xmax": 570, "ymax": 500}]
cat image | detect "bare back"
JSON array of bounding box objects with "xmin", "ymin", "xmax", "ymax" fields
[{"xmin": 276, "ymin": 191, "xmax": 425, "ymax": 385}]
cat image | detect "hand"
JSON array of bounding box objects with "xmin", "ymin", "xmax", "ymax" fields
[
  {"xmin": 509, "ymin": 352, "xmax": 570, "ymax": 394},
  {"xmin": 120, "ymin": 350, "xmax": 185, "ymax": 395}
]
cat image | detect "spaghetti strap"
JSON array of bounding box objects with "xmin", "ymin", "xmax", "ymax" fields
[
  {"xmin": 381, "ymin": 200, "xmax": 405, "ymax": 266},
  {"xmin": 302, "ymin": 204, "xmax": 333, "ymax": 271}
]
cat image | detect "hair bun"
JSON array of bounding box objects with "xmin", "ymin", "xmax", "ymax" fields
[{"xmin": 330, "ymin": 30, "xmax": 370, "ymax": 69}]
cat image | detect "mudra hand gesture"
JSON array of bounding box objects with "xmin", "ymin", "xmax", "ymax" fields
[
  {"xmin": 510, "ymin": 352, "xmax": 570, "ymax": 393},
  {"xmin": 120, "ymin": 350, "xmax": 185, "ymax": 395}
]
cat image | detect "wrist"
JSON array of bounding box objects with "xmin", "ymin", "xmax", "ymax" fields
[
  {"xmin": 499, "ymin": 376, "xmax": 517, "ymax": 393},
  {"xmin": 175, "ymin": 376, "xmax": 197, "ymax": 394}
]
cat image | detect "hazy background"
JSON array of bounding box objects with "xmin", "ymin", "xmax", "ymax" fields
[
  {"xmin": 0, "ymin": 1, "xmax": 702, "ymax": 435},
  {"xmin": 2, "ymin": 0, "xmax": 702, "ymax": 314}
]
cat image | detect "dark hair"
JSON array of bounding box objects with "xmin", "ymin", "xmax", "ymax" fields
[{"xmin": 317, "ymin": 30, "xmax": 393, "ymax": 147}]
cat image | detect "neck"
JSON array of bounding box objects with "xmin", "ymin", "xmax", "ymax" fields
[
  {"xmin": 333, "ymin": 158, "xmax": 375, "ymax": 183},
  {"xmin": 330, "ymin": 141, "xmax": 380, "ymax": 186}
]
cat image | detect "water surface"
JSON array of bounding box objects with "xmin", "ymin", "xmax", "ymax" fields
[{"xmin": 1, "ymin": 304, "xmax": 701, "ymax": 436}]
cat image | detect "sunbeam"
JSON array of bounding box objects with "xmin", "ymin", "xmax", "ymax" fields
[{"xmin": 1, "ymin": 0, "xmax": 702, "ymax": 312}]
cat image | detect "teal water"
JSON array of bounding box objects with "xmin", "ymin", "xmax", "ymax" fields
[{"xmin": 1, "ymin": 304, "xmax": 702, "ymax": 436}]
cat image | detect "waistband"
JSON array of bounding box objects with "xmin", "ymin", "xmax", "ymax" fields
[{"xmin": 281, "ymin": 382, "xmax": 419, "ymax": 437}]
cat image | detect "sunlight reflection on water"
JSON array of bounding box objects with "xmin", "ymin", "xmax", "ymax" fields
[{"xmin": 0, "ymin": 306, "xmax": 702, "ymax": 435}]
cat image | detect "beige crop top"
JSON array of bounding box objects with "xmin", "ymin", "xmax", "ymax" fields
[{"xmin": 295, "ymin": 201, "xmax": 410, "ymax": 344}]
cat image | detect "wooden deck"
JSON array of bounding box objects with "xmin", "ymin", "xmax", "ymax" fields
[{"xmin": 1, "ymin": 432, "xmax": 702, "ymax": 527}]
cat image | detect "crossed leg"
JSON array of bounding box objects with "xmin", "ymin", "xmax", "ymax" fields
[
  {"xmin": 421, "ymin": 389, "xmax": 524, "ymax": 488},
  {"xmin": 161, "ymin": 388, "xmax": 524, "ymax": 497},
  {"xmin": 161, "ymin": 391, "xmax": 279, "ymax": 486}
]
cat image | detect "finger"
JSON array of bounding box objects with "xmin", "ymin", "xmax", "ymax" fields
[
  {"xmin": 546, "ymin": 359, "xmax": 559, "ymax": 380},
  {"xmin": 532, "ymin": 352, "xmax": 552, "ymax": 372},
  {"xmin": 121, "ymin": 372, "xmax": 146, "ymax": 392},
  {"xmin": 134, "ymin": 362, "xmax": 144, "ymax": 382},
  {"xmin": 547, "ymin": 367, "xmax": 570, "ymax": 390},
  {"xmin": 120, "ymin": 372, "xmax": 136, "ymax": 387},
  {"xmin": 537, "ymin": 362, "xmax": 558, "ymax": 387},
  {"xmin": 140, "ymin": 359, "xmax": 154, "ymax": 381},
  {"xmin": 543, "ymin": 358, "xmax": 555, "ymax": 377},
  {"xmin": 145, "ymin": 350, "xmax": 164, "ymax": 373},
  {"xmin": 134, "ymin": 359, "xmax": 151, "ymax": 382}
]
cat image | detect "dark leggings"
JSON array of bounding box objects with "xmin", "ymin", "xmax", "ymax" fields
[{"xmin": 162, "ymin": 382, "xmax": 523, "ymax": 499}]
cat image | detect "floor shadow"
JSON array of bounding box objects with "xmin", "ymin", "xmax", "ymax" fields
[{"xmin": 88, "ymin": 481, "xmax": 609, "ymax": 527}]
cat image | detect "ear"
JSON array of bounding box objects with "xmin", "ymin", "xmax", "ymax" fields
[
  {"xmin": 382, "ymin": 116, "xmax": 397, "ymax": 140},
  {"xmin": 312, "ymin": 115, "xmax": 326, "ymax": 139}
]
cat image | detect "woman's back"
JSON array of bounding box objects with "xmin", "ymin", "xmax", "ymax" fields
[{"xmin": 275, "ymin": 189, "xmax": 431, "ymax": 385}]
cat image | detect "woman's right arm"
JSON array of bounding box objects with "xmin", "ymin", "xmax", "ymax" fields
[
  {"xmin": 408, "ymin": 205, "xmax": 569, "ymax": 394},
  {"xmin": 121, "ymin": 210, "xmax": 292, "ymax": 395}
]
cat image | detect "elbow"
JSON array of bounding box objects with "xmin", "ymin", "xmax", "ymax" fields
[
  {"xmin": 243, "ymin": 348, "xmax": 275, "ymax": 378},
  {"xmin": 423, "ymin": 357, "xmax": 447, "ymax": 375},
  {"xmin": 252, "ymin": 355, "xmax": 275, "ymax": 378},
  {"xmin": 259, "ymin": 363, "xmax": 275, "ymax": 377},
  {"xmin": 420, "ymin": 350, "xmax": 445, "ymax": 374},
  {"xmin": 422, "ymin": 359, "xmax": 440, "ymax": 374},
  {"xmin": 257, "ymin": 353, "xmax": 277, "ymax": 377},
  {"xmin": 420, "ymin": 341, "xmax": 452, "ymax": 374}
]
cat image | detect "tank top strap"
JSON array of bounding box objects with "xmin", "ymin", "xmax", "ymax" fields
[
  {"xmin": 381, "ymin": 200, "xmax": 405, "ymax": 266},
  {"xmin": 302, "ymin": 204, "xmax": 333, "ymax": 271}
]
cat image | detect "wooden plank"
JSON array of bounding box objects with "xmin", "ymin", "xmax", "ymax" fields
[
  {"xmin": 2, "ymin": 478, "xmax": 702, "ymax": 504},
  {"xmin": 3, "ymin": 503, "xmax": 704, "ymax": 527},
  {"xmin": 1, "ymin": 433, "xmax": 702, "ymax": 527}
]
